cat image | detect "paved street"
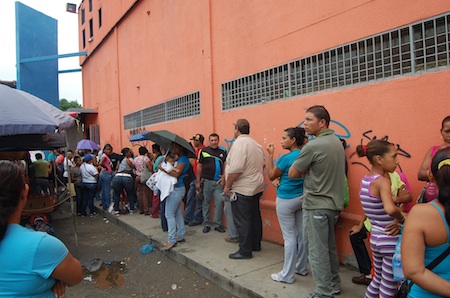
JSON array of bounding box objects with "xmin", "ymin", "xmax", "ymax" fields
[{"xmin": 51, "ymin": 204, "xmax": 233, "ymax": 298}]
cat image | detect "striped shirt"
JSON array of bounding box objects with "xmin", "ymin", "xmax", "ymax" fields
[{"xmin": 360, "ymin": 174, "xmax": 395, "ymax": 232}]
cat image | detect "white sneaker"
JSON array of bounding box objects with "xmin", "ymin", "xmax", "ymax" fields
[
  {"xmin": 107, "ymin": 204, "xmax": 114, "ymax": 214},
  {"xmin": 114, "ymin": 211, "xmax": 120, "ymax": 217},
  {"xmin": 271, "ymin": 273, "xmax": 293, "ymax": 284},
  {"xmin": 271, "ymin": 273, "xmax": 281, "ymax": 282}
]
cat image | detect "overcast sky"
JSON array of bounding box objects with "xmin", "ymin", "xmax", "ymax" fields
[{"xmin": 0, "ymin": 0, "xmax": 83, "ymax": 104}]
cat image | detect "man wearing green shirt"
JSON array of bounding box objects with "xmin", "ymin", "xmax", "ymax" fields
[
  {"xmin": 30, "ymin": 153, "xmax": 51, "ymax": 195},
  {"xmin": 289, "ymin": 105, "xmax": 345, "ymax": 298}
]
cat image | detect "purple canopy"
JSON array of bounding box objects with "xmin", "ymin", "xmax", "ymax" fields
[{"xmin": 77, "ymin": 139, "xmax": 100, "ymax": 151}]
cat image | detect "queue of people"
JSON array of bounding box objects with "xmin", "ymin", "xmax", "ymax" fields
[
  {"xmin": 262, "ymin": 109, "xmax": 450, "ymax": 298},
  {"xmin": 58, "ymin": 112, "xmax": 450, "ymax": 298},
  {"xmin": 5, "ymin": 110, "xmax": 449, "ymax": 298}
]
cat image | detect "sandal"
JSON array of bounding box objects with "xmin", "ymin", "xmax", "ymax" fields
[{"xmin": 162, "ymin": 242, "xmax": 177, "ymax": 251}]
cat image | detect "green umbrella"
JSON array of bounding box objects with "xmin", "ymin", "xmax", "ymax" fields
[{"xmin": 143, "ymin": 130, "xmax": 195, "ymax": 155}]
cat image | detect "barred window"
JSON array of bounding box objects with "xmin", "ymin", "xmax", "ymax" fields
[
  {"xmin": 222, "ymin": 65, "xmax": 289, "ymax": 110},
  {"xmin": 413, "ymin": 15, "xmax": 450, "ymax": 71},
  {"xmin": 123, "ymin": 91, "xmax": 200, "ymax": 130},
  {"xmin": 222, "ymin": 13, "xmax": 450, "ymax": 111}
]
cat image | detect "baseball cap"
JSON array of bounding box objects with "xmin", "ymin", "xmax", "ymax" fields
[
  {"xmin": 190, "ymin": 134, "xmax": 204, "ymax": 142},
  {"xmin": 84, "ymin": 154, "xmax": 94, "ymax": 163}
]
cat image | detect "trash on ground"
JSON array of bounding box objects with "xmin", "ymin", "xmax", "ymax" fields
[
  {"xmin": 171, "ymin": 284, "xmax": 177, "ymax": 290},
  {"xmin": 139, "ymin": 243, "xmax": 154, "ymax": 254},
  {"xmin": 82, "ymin": 259, "xmax": 128, "ymax": 289},
  {"xmin": 84, "ymin": 259, "xmax": 103, "ymax": 272},
  {"xmin": 157, "ymin": 261, "xmax": 161, "ymax": 265}
]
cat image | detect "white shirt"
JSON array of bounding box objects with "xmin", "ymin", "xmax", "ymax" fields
[
  {"xmin": 63, "ymin": 158, "xmax": 73, "ymax": 178},
  {"xmin": 80, "ymin": 163, "xmax": 98, "ymax": 183}
]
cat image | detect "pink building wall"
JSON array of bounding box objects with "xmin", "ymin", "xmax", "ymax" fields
[{"xmin": 78, "ymin": 0, "xmax": 450, "ymax": 262}]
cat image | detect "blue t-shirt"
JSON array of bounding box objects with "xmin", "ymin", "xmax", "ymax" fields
[
  {"xmin": 276, "ymin": 149, "xmax": 304, "ymax": 199},
  {"xmin": 0, "ymin": 224, "xmax": 68, "ymax": 297},
  {"xmin": 175, "ymin": 155, "xmax": 190, "ymax": 187}
]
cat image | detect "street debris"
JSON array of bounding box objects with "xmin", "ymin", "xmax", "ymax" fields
[{"xmin": 139, "ymin": 243, "xmax": 154, "ymax": 254}]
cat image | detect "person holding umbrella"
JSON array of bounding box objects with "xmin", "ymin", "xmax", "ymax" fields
[{"xmin": 158, "ymin": 142, "xmax": 191, "ymax": 251}]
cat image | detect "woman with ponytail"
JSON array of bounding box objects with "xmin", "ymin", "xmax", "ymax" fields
[
  {"xmin": 0, "ymin": 161, "xmax": 82, "ymax": 297},
  {"xmin": 403, "ymin": 147, "xmax": 450, "ymax": 297},
  {"xmin": 266, "ymin": 127, "xmax": 309, "ymax": 283},
  {"xmin": 356, "ymin": 140, "xmax": 405, "ymax": 298}
]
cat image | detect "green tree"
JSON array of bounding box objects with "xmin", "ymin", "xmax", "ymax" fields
[{"xmin": 59, "ymin": 98, "xmax": 82, "ymax": 111}]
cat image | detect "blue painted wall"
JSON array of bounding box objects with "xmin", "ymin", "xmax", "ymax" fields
[{"xmin": 16, "ymin": 2, "xmax": 59, "ymax": 107}]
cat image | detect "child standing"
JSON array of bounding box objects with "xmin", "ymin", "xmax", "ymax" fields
[{"xmin": 356, "ymin": 140, "xmax": 406, "ymax": 298}]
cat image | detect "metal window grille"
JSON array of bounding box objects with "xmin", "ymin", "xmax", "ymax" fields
[
  {"xmin": 222, "ymin": 13, "xmax": 450, "ymax": 111},
  {"xmin": 123, "ymin": 91, "xmax": 200, "ymax": 130},
  {"xmin": 89, "ymin": 124, "xmax": 100, "ymax": 145}
]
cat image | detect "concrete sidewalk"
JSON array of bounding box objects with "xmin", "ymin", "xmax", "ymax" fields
[{"xmin": 95, "ymin": 202, "xmax": 366, "ymax": 298}]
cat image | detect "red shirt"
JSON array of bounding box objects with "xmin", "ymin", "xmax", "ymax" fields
[{"xmin": 193, "ymin": 145, "xmax": 205, "ymax": 175}]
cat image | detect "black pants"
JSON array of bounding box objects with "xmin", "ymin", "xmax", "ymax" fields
[
  {"xmin": 231, "ymin": 192, "xmax": 263, "ymax": 256},
  {"xmin": 350, "ymin": 225, "xmax": 372, "ymax": 275}
]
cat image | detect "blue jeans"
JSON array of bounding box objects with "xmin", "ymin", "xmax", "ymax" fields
[
  {"xmin": 165, "ymin": 186, "xmax": 186, "ymax": 244},
  {"xmin": 112, "ymin": 174, "xmax": 135, "ymax": 211},
  {"xmin": 82, "ymin": 182, "xmax": 97, "ymax": 215},
  {"xmin": 99, "ymin": 171, "xmax": 112, "ymax": 210},
  {"xmin": 224, "ymin": 201, "xmax": 238, "ymax": 238},
  {"xmin": 202, "ymin": 179, "xmax": 224, "ymax": 228},
  {"xmin": 184, "ymin": 180, "xmax": 203, "ymax": 223}
]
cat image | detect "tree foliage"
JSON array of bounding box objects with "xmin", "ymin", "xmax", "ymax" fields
[{"xmin": 59, "ymin": 98, "xmax": 82, "ymax": 111}]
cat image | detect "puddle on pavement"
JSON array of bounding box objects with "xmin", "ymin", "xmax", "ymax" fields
[{"xmin": 82, "ymin": 259, "xmax": 128, "ymax": 289}]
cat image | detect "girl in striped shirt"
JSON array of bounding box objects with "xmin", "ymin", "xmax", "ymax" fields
[{"xmin": 356, "ymin": 140, "xmax": 406, "ymax": 298}]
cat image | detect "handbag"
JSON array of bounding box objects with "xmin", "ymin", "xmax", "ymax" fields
[
  {"xmin": 146, "ymin": 172, "xmax": 158, "ymax": 190},
  {"xmin": 66, "ymin": 182, "xmax": 76, "ymax": 197},
  {"xmin": 394, "ymin": 279, "xmax": 411, "ymax": 298},
  {"xmin": 394, "ymin": 245, "xmax": 450, "ymax": 298}
]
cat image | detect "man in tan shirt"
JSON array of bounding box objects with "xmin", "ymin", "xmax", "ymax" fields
[{"xmin": 224, "ymin": 119, "xmax": 265, "ymax": 259}]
